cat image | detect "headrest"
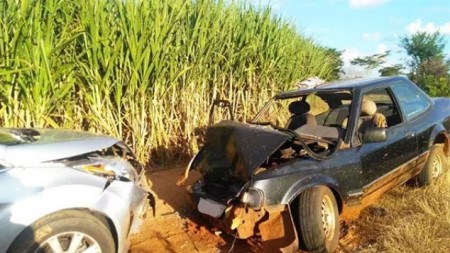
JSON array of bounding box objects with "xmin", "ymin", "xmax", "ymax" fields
[
  {"xmin": 361, "ymin": 100, "xmax": 377, "ymax": 116},
  {"xmin": 288, "ymin": 100, "xmax": 311, "ymax": 115}
]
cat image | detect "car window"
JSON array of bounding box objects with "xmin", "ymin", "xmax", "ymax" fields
[
  {"xmin": 354, "ymin": 88, "xmax": 402, "ymax": 145},
  {"xmin": 390, "ymin": 81, "xmax": 431, "ymax": 121},
  {"xmin": 253, "ymin": 91, "xmax": 352, "ymax": 130},
  {"xmin": 255, "ymin": 98, "xmax": 292, "ymax": 126},
  {"xmin": 306, "ymin": 94, "xmax": 329, "ymax": 116},
  {"xmin": 361, "ymin": 88, "xmax": 402, "ymax": 128}
]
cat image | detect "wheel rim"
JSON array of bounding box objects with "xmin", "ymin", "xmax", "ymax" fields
[
  {"xmin": 37, "ymin": 231, "xmax": 102, "ymax": 253},
  {"xmin": 431, "ymin": 154, "xmax": 442, "ymax": 179},
  {"xmin": 321, "ymin": 195, "xmax": 336, "ymax": 241}
]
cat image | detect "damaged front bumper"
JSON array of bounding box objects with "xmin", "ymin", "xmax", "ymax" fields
[
  {"xmin": 180, "ymin": 121, "xmax": 308, "ymax": 252},
  {"xmin": 97, "ymin": 173, "xmax": 154, "ymax": 252},
  {"xmin": 128, "ymin": 173, "xmax": 155, "ymax": 233},
  {"xmin": 186, "ymin": 183, "xmax": 299, "ymax": 253}
]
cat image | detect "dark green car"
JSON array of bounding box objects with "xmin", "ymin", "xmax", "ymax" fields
[{"xmin": 180, "ymin": 76, "xmax": 450, "ymax": 253}]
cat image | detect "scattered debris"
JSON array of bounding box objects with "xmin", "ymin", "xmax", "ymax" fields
[{"xmin": 296, "ymin": 76, "xmax": 326, "ymax": 89}]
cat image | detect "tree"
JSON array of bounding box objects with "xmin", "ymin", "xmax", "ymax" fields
[
  {"xmin": 417, "ymin": 75, "xmax": 450, "ymax": 97},
  {"xmin": 379, "ymin": 64, "xmax": 404, "ymax": 76},
  {"xmin": 350, "ymin": 52, "xmax": 389, "ymax": 72},
  {"xmin": 399, "ymin": 32, "xmax": 449, "ymax": 97},
  {"xmin": 400, "ymin": 32, "xmax": 446, "ymax": 71},
  {"xmin": 415, "ymin": 58, "xmax": 450, "ymax": 96},
  {"xmin": 418, "ymin": 58, "xmax": 449, "ymax": 78}
]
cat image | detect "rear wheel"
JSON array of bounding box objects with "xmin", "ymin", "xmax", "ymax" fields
[
  {"xmin": 8, "ymin": 210, "xmax": 115, "ymax": 253},
  {"xmin": 416, "ymin": 144, "xmax": 447, "ymax": 186},
  {"xmin": 297, "ymin": 186, "xmax": 339, "ymax": 253}
]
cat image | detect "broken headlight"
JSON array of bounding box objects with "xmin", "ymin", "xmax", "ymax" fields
[
  {"xmin": 241, "ymin": 187, "xmax": 264, "ymax": 209},
  {"xmin": 72, "ymin": 156, "xmax": 139, "ymax": 182}
]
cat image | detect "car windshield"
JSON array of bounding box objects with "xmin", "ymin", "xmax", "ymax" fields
[{"xmin": 252, "ymin": 90, "xmax": 353, "ymax": 132}]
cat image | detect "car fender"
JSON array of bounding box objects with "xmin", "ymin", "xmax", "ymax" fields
[
  {"xmin": 2, "ymin": 183, "xmax": 137, "ymax": 253},
  {"xmin": 93, "ymin": 180, "xmax": 149, "ymax": 253},
  {"xmin": 428, "ymin": 124, "xmax": 450, "ymax": 155},
  {"xmin": 0, "ymin": 184, "xmax": 110, "ymax": 252},
  {"xmin": 281, "ymin": 174, "xmax": 342, "ymax": 209},
  {"xmin": 1, "ymin": 165, "xmax": 144, "ymax": 253}
]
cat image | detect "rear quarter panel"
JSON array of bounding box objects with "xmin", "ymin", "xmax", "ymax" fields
[{"xmin": 423, "ymin": 98, "xmax": 450, "ymax": 152}]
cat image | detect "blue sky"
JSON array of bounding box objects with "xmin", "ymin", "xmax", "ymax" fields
[{"xmin": 249, "ymin": 0, "xmax": 450, "ymax": 76}]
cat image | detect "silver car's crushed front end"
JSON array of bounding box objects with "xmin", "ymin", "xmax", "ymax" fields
[{"xmin": 0, "ymin": 128, "xmax": 153, "ymax": 253}]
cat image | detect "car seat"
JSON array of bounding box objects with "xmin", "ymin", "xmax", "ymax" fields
[
  {"xmin": 285, "ymin": 100, "xmax": 317, "ymax": 130},
  {"xmin": 358, "ymin": 100, "xmax": 387, "ymax": 134}
]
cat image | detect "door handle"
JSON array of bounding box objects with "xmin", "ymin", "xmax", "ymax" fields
[{"xmin": 406, "ymin": 131, "xmax": 415, "ymax": 138}]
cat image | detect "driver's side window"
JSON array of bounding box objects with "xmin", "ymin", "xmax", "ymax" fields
[{"xmin": 356, "ymin": 88, "xmax": 402, "ymax": 143}]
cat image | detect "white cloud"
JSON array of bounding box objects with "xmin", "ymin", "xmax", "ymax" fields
[
  {"xmin": 341, "ymin": 45, "xmax": 395, "ymax": 78},
  {"xmin": 406, "ymin": 19, "xmax": 450, "ymax": 35},
  {"xmin": 440, "ymin": 22, "xmax": 450, "ymax": 34},
  {"xmin": 377, "ymin": 43, "xmax": 387, "ymax": 54},
  {"xmin": 341, "ymin": 48, "xmax": 361, "ymax": 64},
  {"xmin": 341, "ymin": 48, "xmax": 366, "ymax": 77},
  {"xmin": 362, "ymin": 32, "xmax": 381, "ymax": 42},
  {"xmin": 349, "ymin": 0, "xmax": 390, "ymax": 8}
]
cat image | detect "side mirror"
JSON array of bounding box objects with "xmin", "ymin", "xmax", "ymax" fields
[{"xmin": 363, "ymin": 127, "xmax": 387, "ymax": 143}]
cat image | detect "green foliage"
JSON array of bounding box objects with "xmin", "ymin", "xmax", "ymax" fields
[
  {"xmin": 417, "ymin": 75, "xmax": 450, "ymax": 97},
  {"xmin": 379, "ymin": 64, "xmax": 404, "ymax": 76},
  {"xmin": 0, "ymin": 0, "xmax": 337, "ymax": 163},
  {"xmin": 418, "ymin": 58, "xmax": 449, "ymax": 78},
  {"xmin": 416, "ymin": 59, "xmax": 450, "ymax": 97},
  {"xmin": 415, "ymin": 56, "xmax": 450, "ymax": 97},
  {"xmin": 323, "ymin": 47, "xmax": 344, "ymax": 80},
  {"xmin": 399, "ymin": 32, "xmax": 449, "ymax": 97},
  {"xmin": 400, "ymin": 32, "xmax": 446, "ymax": 70},
  {"xmin": 350, "ymin": 51, "xmax": 389, "ymax": 71}
]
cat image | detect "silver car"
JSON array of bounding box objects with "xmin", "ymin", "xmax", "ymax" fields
[{"xmin": 0, "ymin": 128, "xmax": 152, "ymax": 253}]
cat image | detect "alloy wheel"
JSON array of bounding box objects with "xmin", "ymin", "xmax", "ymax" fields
[{"xmin": 37, "ymin": 231, "xmax": 101, "ymax": 253}]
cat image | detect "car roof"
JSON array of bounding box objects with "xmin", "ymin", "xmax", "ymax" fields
[{"xmin": 275, "ymin": 75, "xmax": 406, "ymax": 99}]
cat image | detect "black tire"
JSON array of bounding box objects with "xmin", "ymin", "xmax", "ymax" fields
[
  {"xmin": 8, "ymin": 210, "xmax": 115, "ymax": 253},
  {"xmin": 297, "ymin": 186, "xmax": 339, "ymax": 253},
  {"xmin": 416, "ymin": 144, "xmax": 447, "ymax": 186}
]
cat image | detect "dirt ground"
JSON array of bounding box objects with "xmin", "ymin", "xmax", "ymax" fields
[
  {"xmin": 129, "ymin": 165, "xmax": 370, "ymax": 253},
  {"xmin": 129, "ymin": 165, "xmax": 249, "ymax": 253}
]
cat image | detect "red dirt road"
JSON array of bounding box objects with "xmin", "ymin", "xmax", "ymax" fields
[{"xmin": 129, "ymin": 166, "xmax": 250, "ymax": 253}]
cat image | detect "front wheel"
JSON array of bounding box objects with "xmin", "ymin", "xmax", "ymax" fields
[
  {"xmin": 296, "ymin": 186, "xmax": 339, "ymax": 253},
  {"xmin": 8, "ymin": 210, "xmax": 115, "ymax": 253}
]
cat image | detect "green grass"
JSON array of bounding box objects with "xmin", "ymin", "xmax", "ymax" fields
[{"xmin": 0, "ymin": 0, "xmax": 338, "ymax": 164}]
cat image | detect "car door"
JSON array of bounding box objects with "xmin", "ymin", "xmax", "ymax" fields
[
  {"xmin": 389, "ymin": 79, "xmax": 433, "ymax": 169},
  {"xmin": 356, "ymin": 87, "xmax": 419, "ymax": 189}
]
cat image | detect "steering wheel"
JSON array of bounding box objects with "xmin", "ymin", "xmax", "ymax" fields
[
  {"xmin": 253, "ymin": 124, "xmax": 342, "ymax": 160},
  {"xmin": 285, "ymin": 129, "xmax": 342, "ymax": 161}
]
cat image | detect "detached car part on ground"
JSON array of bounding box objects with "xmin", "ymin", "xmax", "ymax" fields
[
  {"xmin": 179, "ymin": 76, "xmax": 450, "ymax": 253},
  {"xmin": 0, "ymin": 128, "xmax": 154, "ymax": 253}
]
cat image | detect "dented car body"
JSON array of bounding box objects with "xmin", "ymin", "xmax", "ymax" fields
[
  {"xmin": 181, "ymin": 76, "xmax": 450, "ymax": 253},
  {"xmin": 0, "ymin": 128, "xmax": 152, "ymax": 253}
]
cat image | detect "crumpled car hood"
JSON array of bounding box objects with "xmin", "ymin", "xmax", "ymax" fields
[
  {"xmin": 0, "ymin": 128, "xmax": 119, "ymax": 166},
  {"xmin": 191, "ymin": 121, "xmax": 290, "ymax": 181}
]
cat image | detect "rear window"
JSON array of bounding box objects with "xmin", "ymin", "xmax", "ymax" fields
[{"xmin": 390, "ymin": 81, "xmax": 431, "ymax": 120}]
